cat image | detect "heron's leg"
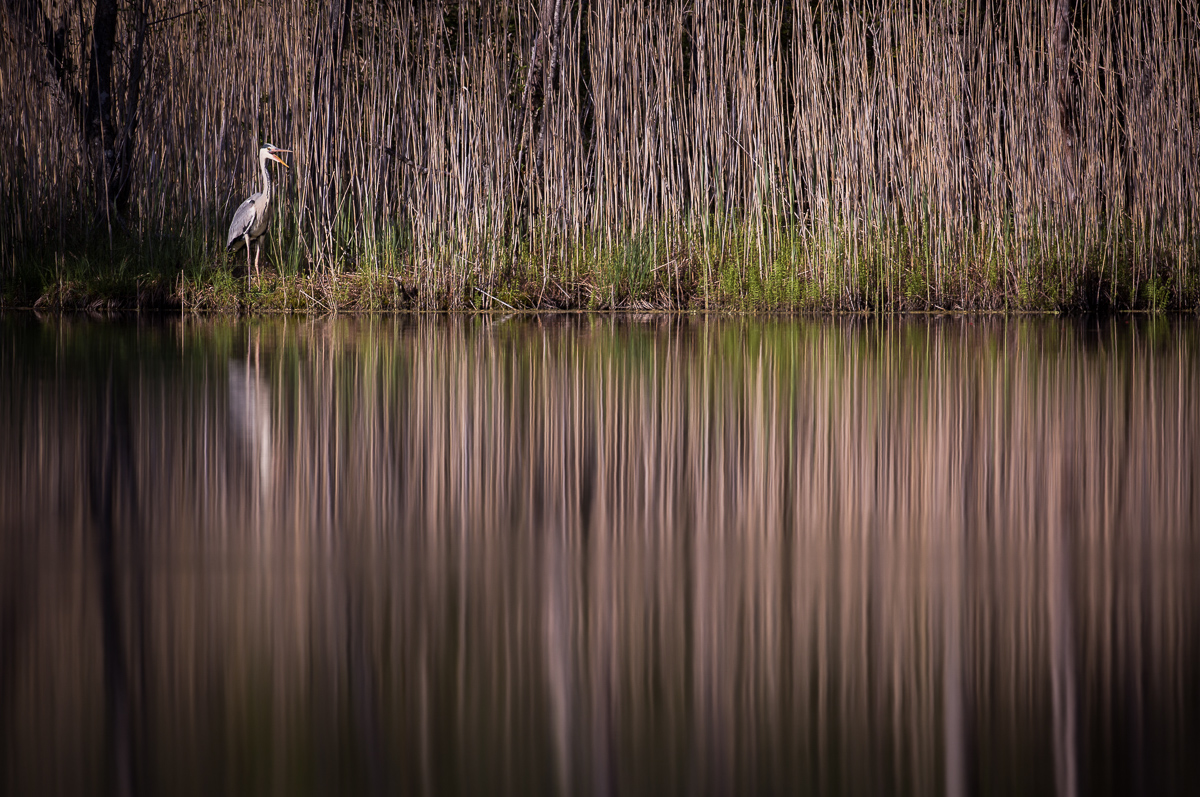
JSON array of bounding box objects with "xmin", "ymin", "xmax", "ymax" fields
[
  {"xmin": 244, "ymin": 236, "xmax": 253, "ymax": 286},
  {"xmin": 254, "ymin": 241, "xmax": 262, "ymax": 280}
]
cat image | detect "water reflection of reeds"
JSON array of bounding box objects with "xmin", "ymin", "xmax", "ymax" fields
[{"xmin": 1, "ymin": 317, "xmax": 1197, "ymax": 796}]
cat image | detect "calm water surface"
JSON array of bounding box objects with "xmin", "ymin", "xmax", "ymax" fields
[{"xmin": 2, "ymin": 314, "xmax": 1197, "ymax": 796}]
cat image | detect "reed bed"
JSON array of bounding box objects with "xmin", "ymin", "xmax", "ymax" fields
[{"xmin": 2, "ymin": 0, "xmax": 1197, "ymax": 310}]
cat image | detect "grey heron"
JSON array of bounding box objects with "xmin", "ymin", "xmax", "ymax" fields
[{"xmin": 226, "ymin": 144, "xmax": 290, "ymax": 283}]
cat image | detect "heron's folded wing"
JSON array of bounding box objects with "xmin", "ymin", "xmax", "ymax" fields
[{"xmin": 226, "ymin": 196, "xmax": 259, "ymax": 249}]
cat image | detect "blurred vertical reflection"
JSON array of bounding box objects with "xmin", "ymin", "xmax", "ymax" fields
[{"xmin": 1, "ymin": 315, "xmax": 1198, "ymax": 797}]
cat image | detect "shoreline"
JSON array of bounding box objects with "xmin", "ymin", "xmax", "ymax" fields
[
  {"xmin": 5, "ymin": 235, "xmax": 1195, "ymax": 315},
  {"xmin": 4, "ymin": 271, "xmax": 1194, "ymax": 316}
]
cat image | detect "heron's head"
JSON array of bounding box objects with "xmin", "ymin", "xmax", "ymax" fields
[{"xmin": 261, "ymin": 144, "xmax": 290, "ymax": 168}]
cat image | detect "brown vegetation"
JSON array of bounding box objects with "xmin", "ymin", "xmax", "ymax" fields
[{"xmin": 2, "ymin": 1, "xmax": 1197, "ymax": 310}]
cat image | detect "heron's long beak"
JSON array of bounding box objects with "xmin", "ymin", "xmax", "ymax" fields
[{"xmin": 268, "ymin": 149, "xmax": 290, "ymax": 168}]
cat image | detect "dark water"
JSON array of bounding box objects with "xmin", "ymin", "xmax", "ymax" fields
[{"xmin": 1, "ymin": 314, "xmax": 1197, "ymax": 797}]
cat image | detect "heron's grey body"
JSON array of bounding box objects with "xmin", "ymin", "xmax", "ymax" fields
[{"xmin": 226, "ymin": 144, "xmax": 289, "ymax": 282}]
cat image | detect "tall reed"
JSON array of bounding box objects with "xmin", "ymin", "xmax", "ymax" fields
[{"xmin": 2, "ymin": 0, "xmax": 1196, "ymax": 309}]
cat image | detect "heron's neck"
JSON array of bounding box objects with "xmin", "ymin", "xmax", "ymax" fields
[{"xmin": 259, "ymin": 152, "xmax": 273, "ymax": 198}]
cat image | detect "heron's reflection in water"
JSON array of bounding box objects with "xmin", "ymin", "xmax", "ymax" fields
[{"xmin": 228, "ymin": 330, "xmax": 273, "ymax": 501}]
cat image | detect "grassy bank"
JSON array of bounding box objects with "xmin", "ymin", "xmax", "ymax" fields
[
  {"xmin": 5, "ymin": 220, "xmax": 1193, "ymax": 313},
  {"xmin": 3, "ymin": 1, "xmax": 1197, "ymax": 313}
]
